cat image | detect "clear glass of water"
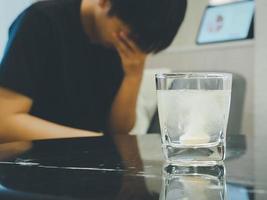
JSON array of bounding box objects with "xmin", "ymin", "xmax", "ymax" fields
[{"xmin": 156, "ymin": 73, "xmax": 232, "ymax": 165}]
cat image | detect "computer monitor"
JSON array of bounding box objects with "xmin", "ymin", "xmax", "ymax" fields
[{"xmin": 196, "ymin": 1, "xmax": 255, "ymax": 44}]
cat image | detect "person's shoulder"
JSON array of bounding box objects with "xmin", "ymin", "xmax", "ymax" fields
[
  {"xmin": 12, "ymin": 0, "xmax": 78, "ymax": 32},
  {"xmin": 7, "ymin": 2, "xmax": 53, "ymax": 35},
  {"xmin": 27, "ymin": 0, "xmax": 72, "ymax": 18},
  {"xmin": 8, "ymin": 0, "xmax": 77, "ymax": 41}
]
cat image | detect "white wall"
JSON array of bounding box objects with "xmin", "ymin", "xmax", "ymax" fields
[
  {"xmin": 254, "ymin": 0, "xmax": 267, "ymax": 197},
  {"xmin": 172, "ymin": 0, "xmax": 209, "ymax": 47},
  {"xmin": 0, "ymin": 0, "xmax": 260, "ymax": 139},
  {"xmin": 0, "ymin": 0, "xmax": 33, "ymax": 61},
  {"xmin": 146, "ymin": 0, "xmax": 255, "ymax": 136}
]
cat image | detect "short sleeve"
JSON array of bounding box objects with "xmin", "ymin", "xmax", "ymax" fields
[{"xmin": 0, "ymin": 5, "xmax": 53, "ymax": 99}]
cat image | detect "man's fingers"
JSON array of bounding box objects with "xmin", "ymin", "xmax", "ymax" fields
[
  {"xmin": 113, "ymin": 33, "xmax": 129, "ymax": 56},
  {"xmin": 113, "ymin": 33, "xmax": 125, "ymax": 54},
  {"xmin": 113, "ymin": 32, "xmax": 147, "ymax": 59},
  {"xmin": 119, "ymin": 32, "xmax": 135, "ymax": 53},
  {"xmin": 119, "ymin": 32, "xmax": 141, "ymax": 53}
]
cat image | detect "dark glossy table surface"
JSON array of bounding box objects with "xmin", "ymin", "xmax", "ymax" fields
[{"xmin": 0, "ymin": 133, "xmax": 266, "ymax": 200}]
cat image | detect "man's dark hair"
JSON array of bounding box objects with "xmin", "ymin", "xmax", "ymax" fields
[{"xmin": 108, "ymin": 0, "xmax": 187, "ymax": 54}]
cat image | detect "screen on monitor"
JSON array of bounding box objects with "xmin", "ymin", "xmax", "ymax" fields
[{"xmin": 196, "ymin": 1, "xmax": 255, "ymax": 44}]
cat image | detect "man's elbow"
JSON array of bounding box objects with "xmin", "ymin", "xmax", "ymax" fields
[
  {"xmin": 108, "ymin": 116, "xmax": 136, "ymax": 135},
  {"xmin": 0, "ymin": 113, "xmax": 22, "ymax": 143},
  {"xmin": 0, "ymin": 116, "xmax": 10, "ymax": 143}
]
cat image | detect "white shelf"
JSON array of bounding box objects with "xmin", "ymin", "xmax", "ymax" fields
[{"xmin": 163, "ymin": 39, "xmax": 255, "ymax": 54}]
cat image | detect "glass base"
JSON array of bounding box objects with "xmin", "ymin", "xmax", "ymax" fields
[
  {"xmin": 161, "ymin": 163, "xmax": 226, "ymax": 200},
  {"xmin": 163, "ymin": 162, "xmax": 225, "ymax": 177},
  {"xmin": 162, "ymin": 142, "xmax": 225, "ymax": 166}
]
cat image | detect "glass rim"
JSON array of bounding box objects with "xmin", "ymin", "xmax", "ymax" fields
[{"xmin": 155, "ymin": 72, "xmax": 232, "ymax": 79}]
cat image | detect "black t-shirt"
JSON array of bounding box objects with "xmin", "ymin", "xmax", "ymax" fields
[{"xmin": 0, "ymin": 0, "xmax": 124, "ymax": 132}]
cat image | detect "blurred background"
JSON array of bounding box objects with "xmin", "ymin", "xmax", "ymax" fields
[
  {"xmin": 0, "ymin": 1, "xmax": 265, "ymax": 136},
  {"xmin": 0, "ymin": 0, "xmax": 265, "ymax": 140},
  {"xmin": 0, "ymin": 0, "xmax": 267, "ymax": 198}
]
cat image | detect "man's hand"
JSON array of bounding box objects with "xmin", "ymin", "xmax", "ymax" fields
[
  {"xmin": 108, "ymin": 32, "xmax": 147, "ymax": 135},
  {"xmin": 113, "ymin": 31, "xmax": 147, "ymax": 77}
]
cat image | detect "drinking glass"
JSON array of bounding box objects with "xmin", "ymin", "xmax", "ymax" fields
[{"xmin": 156, "ymin": 73, "xmax": 232, "ymax": 165}]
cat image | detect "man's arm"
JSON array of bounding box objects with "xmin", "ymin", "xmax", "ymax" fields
[
  {"xmin": 108, "ymin": 75, "xmax": 142, "ymax": 135},
  {"xmin": 108, "ymin": 32, "xmax": 147, "ymax": 135},
  {"xmin": 0, "ymin": 87, "xmax": 102, "ymax": 143}
]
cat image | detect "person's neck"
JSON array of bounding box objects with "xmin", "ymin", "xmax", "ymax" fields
[{"xmin": 80, "ymin": 0, "xmax": 101, "ymax": 44}]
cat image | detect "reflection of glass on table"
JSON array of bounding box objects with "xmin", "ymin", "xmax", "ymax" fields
[
  {"xmin": 160, "ymin": 164, "xmax": 226, "ymax": 200},
  {"xmin": 156, "ymin": 73, "xmax": 232, "ymax": 165}
]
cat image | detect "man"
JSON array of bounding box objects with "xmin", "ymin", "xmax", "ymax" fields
[{"xmin": 0, "ymin": 0, "xmax": 187, "ymax": 142}]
